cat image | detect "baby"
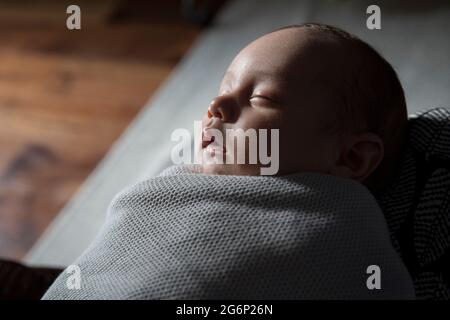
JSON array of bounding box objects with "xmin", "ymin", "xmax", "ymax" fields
[
  {"xmin": 200, "ymin": 23, "xmax": 408, "ymax": 196},
  {"xmin": 43, "ymin": 24, "xmax": 415, "ymax": 300}
]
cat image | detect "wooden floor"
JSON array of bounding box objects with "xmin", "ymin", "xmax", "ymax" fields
[{"xmin": 0, "ymin": 0, "xmax": 200, "ymax": 260}]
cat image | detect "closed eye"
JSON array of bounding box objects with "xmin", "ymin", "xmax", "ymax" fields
[{"xmin": 250, "ymin": 95, "xmax": 276, "ymax": 103}]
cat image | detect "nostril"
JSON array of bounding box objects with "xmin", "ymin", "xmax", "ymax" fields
[{"xmin": 208, "ymin": 102, "xmax": 225, "ymax": 120}]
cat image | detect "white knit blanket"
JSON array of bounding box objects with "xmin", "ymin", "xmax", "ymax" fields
[{"xmin": 43, "ymin": 165, "xmax": 415, "ymax": 299}]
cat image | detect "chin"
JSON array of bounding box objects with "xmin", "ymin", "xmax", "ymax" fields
[
  {"xmin": 201, "ymin": 164, "xmax": 231, "ymax": 175},
  {"xmin": 199, "ymin": 149, "xmax": 263, "ymax": 176},
  {"xmin": 202, "ymin": 164, "xmax": 262, "ymax": 176}
]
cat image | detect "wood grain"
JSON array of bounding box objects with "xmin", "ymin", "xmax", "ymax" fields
[{"xmin": 0, "ymin": 0, "xmax": 200, "ymax": 259}]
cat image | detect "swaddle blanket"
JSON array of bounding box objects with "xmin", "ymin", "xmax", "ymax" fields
[{"xmin": 43, "ymin": 165, "xmax": 414, "ymax": 299}]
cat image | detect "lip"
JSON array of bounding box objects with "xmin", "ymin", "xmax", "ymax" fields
[
  {"xmin": 202, "ymin": 132, "xmax": 227, "ymax": 155},
  {"xmin": 201, "ymin": 118, "xmax": 228, "ymax": 154},
  {"xmin": 201, "ymin": 135, "xmax": 214, "ymax": 149},
  {"xmin": 201, "ymin": 127, "xmax": 226, "ymax": 153},
  {"xmin": 205, "ymin": 144, "xmax": 226, "ymax": 154}
]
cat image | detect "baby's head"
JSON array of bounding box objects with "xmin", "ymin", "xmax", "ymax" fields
[{"xmin": 200, "ymin": 23, "xmax": 407, "ymax": 193}]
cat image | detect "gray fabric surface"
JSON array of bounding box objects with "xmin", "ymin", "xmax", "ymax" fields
[{"xmin": 43, "ymin": 165, "xmax": 414, "ymax": 299}]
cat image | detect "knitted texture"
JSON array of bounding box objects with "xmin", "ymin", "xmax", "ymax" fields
[
  {"xmin": 378, "ymin": 108, "xmax": 450, "ymax": 299},
  {"xmin": 43, "ymin": 166, "xmax": 414, "ymax": 299}
]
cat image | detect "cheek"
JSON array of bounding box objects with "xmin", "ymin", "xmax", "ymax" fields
[
  {"xmin": 237, "ymin": 107, "xmax": 283, "ymax": 130},
  {"xmin": 278, "ymin": 125, "xmax": 337, "ymax": 174}
]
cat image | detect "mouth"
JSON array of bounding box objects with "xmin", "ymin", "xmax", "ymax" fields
[
  {"xmin": 201, "ymin": 134, "xmax": 214, "ymax": 149},
  {"xmin": 205, "ymin": 144, "xmax": 226, "ymax": 154},
  {"xmin": 201, "ymin": 130, "xmax": 226, "ymax": 155}
]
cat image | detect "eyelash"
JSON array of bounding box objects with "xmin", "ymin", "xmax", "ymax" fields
[{"xmin": 250, "ymin": 95, "xmax": 275, "ymax": 104}]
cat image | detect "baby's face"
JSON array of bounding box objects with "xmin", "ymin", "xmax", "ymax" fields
[{"xmin": 200, "ymin": 28, "xmax": 341, "ymax": 176}]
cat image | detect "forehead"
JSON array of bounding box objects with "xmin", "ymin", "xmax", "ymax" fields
[{"xmin": 224, "ymin": 28, "xmax": 328, "ymax": 86}]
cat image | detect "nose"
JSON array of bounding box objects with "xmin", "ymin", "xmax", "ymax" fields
[{"xmin": 207, "ymin": 94, "xmax": 238, "ymax": 123}]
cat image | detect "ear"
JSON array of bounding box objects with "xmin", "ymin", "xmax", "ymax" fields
[{"xmin": 329, "ymin": 133, "xmax": 384, "ymax": 182}]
